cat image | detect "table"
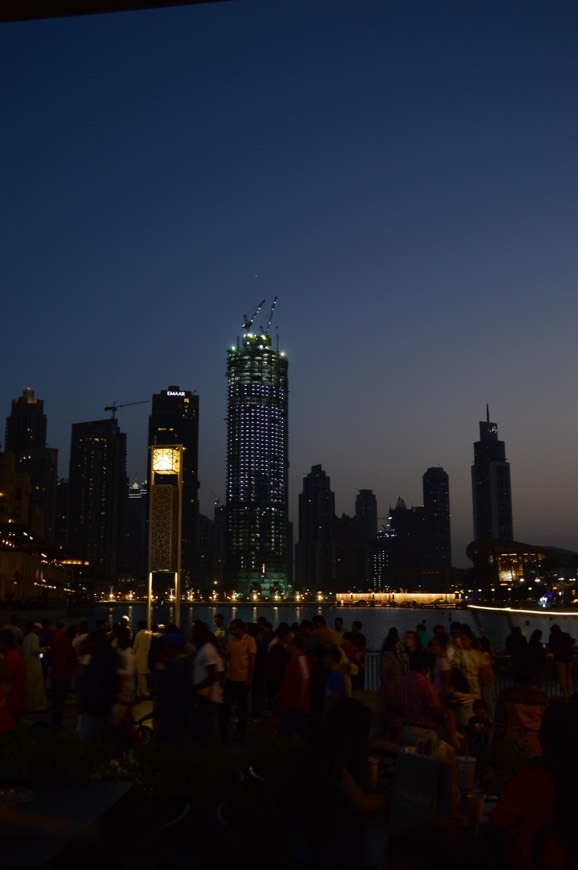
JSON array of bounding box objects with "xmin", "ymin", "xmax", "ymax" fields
[{"xmin": 0, "ymin": 781, "xmax": 133, "ymax": 868}]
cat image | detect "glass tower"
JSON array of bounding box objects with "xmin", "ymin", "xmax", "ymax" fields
[{"xmin": 225, "ymin": 304, "xmax": 289, "ymax": 596}]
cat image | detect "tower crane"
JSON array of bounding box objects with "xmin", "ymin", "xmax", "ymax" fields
[
  {"xmin": 261, "ymin": 296, "xmax": 277, "ymax": 335},
  {"xmin": 242, "ymin": 299, "xmax": 265, "ymax": 330},
  {"xmin": 104, "ymin": 400, "xmax": 149, "ymax": 419}
]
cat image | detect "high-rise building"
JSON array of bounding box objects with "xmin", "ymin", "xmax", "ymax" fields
[
  {"xmin": 423, "ymin": 466, "xmax": 452, "ymax": 568},
  {"xmin": 471, "ymin": 406, "xmax": 513, "ymax": 540},
  {"xmin": 4, "ymin": 387, "xmax": 57, "ymax": 545},
  {"xmin": 355, "ymin": 489, "xmax": 378, "ymax": 584},
  {"xmin": 147, "ymin": 386, "xmax": 199, "ymax": 590},
  {"xmin": 123, "ymin": 479, "xmax": 148, "ymax": 586},
  {"xmin": 67, "ymin": 418, "xmax": 127, "ymax": 587},
  {"xmin": 296, "ymin": 464, "xmax": 336, "ymax": 590},
  {"xmin": 225, "ymin": 300, "xmax": 289, "ymax": 596}
]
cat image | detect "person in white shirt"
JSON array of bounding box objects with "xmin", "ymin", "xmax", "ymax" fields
[
  {"xmin": 191, "ymin": 619, "xmax": 224, "ymax": 743},
  {"xmin": 132, "ymin": 620, "xmax": 152, "ymax": 699}
]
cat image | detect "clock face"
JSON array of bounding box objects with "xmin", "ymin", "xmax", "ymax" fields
[{"xmin": 152, "ymin": 447, "xmax": 180, "ymax": 473}]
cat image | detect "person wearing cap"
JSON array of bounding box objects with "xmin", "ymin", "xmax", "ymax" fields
[{"xmin": 20, "ymin": 622, "xmax": 48, "ymax": 713}]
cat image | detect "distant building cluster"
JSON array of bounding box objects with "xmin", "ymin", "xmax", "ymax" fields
[{"xmin": 4, "ymin": 304, "xmax": 553, "ymax": 606}]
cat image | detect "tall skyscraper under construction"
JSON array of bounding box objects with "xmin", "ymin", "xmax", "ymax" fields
[
  {"xmin": 471, "ymin": 406, "xmax": 513, "ymax": 540},
  {"xmin": 225, "ymin": 298, "xmax": 289, "ymax": 596}
]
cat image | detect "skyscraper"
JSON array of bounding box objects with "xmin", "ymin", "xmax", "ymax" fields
[
  {"xmin": 147, "ymin": 386, "xmax": 199, "ymax": 590},
  {"xmin": 296, "ymin": 464, "xmax": 336, "ymax": 590},
  {"xmin": 4, "ymin": 387, "xmax": 58, "ymax": 545},
  {"xmin": 471, "ymin": 406, "xmax": 513, "ymax": 540},
  {"xmin": 225, "ymin": 299, "xmax": 289, "ymax": 596},
  {"xmin": 67, "ymin": 417, "xmax": 127, "ymax": 587},
  {"xmin": 355, "ymin": 489, "xmax": 378, "ymax": 584},
  {"xmin": 423, "ymin": 466, "xmax": 452, "ymax": 568}
]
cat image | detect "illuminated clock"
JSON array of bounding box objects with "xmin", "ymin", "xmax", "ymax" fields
[
  {"xmin": 151, "ymin": 447, "xmax": 180, "ymax": 473},
  {"xmin": 488, "ymin": 424, "xmax": 498, "ymax": 435}
]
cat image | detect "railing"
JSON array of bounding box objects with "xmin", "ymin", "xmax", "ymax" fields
[{"xmin": 362, "ymin": 650, "xmax": 577, "ymax": 697}]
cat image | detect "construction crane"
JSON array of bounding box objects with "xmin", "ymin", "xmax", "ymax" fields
[
  {"xmin": 261, "ymin": 296, "xmax": 277, "ymax": 336},
  {"xmin": 242, "ymin": 299, "xmax": 265, "ymax": 330},
  {"xmin": 104, "ymin": 400, "xmax": 148, "ymax": 419}
]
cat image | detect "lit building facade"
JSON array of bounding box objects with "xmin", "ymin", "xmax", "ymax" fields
[
  {"xmin": 147, "ymin": 386, "xmax": 199, "ymax": 591},
  {"xmin": 471, "ymin": 407, "xmax": 513, "ymax": 540},
  {"xmin": 225, "ymin": 308, "xmax": 289, "ymax": 596},
  {"xmin": 423, "ymin": 466, "xmax": 452, "ymax": 568},
  {"xmin": 67, "ymin": 418, "xmax": 127, "ymax": 588},
  {"xmin": 4, "ymin": 387, "xmax": 57, "ymax": 545}
]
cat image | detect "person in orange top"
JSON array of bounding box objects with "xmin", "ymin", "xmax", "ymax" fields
[{"xmin": 221, "ymin": 618, "xmax": 256, "ymax": 743}]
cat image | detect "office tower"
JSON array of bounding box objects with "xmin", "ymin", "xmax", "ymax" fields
[
  {"xmin": 148, "ymin": 386, "xmax": 199, "ymax": 592},
  {"xmin": 471, "ymin": 406, "xmax": 513, "ymax": 540},
  {"xmin": 355, "ymin": 489, "xmax": 378, "ymax": 584},
  {"xmin": 67, "ymin": 418, "xmax": 127, "ymax": 587},
  {"xmin": 4, "ymin": 387, "xmax": 58, "ymax": 545},
  {"xmin": 387, "ymin": 497, "xmax": 427, "ymax": 574},
  {"xmin": 296, "ymin": 464, "xmax": 336, "ymax": 591},
  {"xmin": 225, "ymin": 300, "xmax": 289, "ymax": 596},
  {"xmin": 123, "ymin": 480, "xmax": 148, "ymax": 586},
  {"xmin": 423, "ymin": 466, "xmax": 452, "ymax": 568}
]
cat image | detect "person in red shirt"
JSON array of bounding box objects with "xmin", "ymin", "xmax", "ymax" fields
[
  {"xmin": 278, "ymin": 635, "xmax": 312, "ymax": 739},
  {"xmin": 49, "ymin": 625, "xmax": 78, "ymax": 728},
  {"xmin": 490, "ymin": 699, "xmax": 578, "ymax": 869},
  {"xmin": 0, "ymin": 629, "xmax": 26, "ymax": 723}
]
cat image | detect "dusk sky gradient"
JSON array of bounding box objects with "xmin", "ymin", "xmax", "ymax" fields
[{"xmin": 2, "ymin": 1, "xmax": 578, "ymax": 568}]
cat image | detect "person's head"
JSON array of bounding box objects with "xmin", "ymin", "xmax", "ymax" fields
[
  {"xmin": 530, "ymin": 629, "xmax": 543, "ymax": 643},
  {"xmin": 384, "ymin": 633, "xmax": 402, "ymax": 652},
  {"xmin": 408, "ymin": 649, "xmax": 430, "ymax": 673},
  {"xmin": 473, "ymin": 698, "xmax": 488, "ymax": 718},
  {"xmin": 114, "ymin": 624, "xmax": 132, "ymax": 649},
  {"xmin": 214, "ymin": 613, "xmax": 225, "ymax": 627},
  {"xmin": 538, "ymin": 699, "xmax": 578, "ymax": 764},
  {"xmin": 334, "ymin": 616, "xmax": 344, "ymax": 630},
  {"xmin": 429, "ymin": 635, "xmax": 447, "ymax": 656},
  {"xmin": 404, "ymin": 630, "xmax": 420, "ymax": 651},
  {"xmin": 352, "ymin": 620, "xmax": 362, "ymax": 633},
  {"xmin": 449, "ymin": 621, "xmax": 462, "ymax": 639},
  {"xmin": 191, "ymin": 619, "xmax": 211, "ymax": 647},
  {"xmin": 229, "ymin": 618, "xmax": 246, "ymax": 638},
  {"xmin": 460, "ymin": 631, "xmax": 474, "ymax": 649},
  {"xmin": 479, "ymin": 636, "xmax": 491, "ymax": 654}
]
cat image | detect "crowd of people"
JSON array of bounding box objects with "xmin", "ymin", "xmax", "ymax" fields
[{"xmin": 0, "ymin": 610, "xmax": 577, "ymax": 868}]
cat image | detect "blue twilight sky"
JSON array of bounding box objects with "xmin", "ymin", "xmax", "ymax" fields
[{"xmin": 2, "ymin": 0, "xmax": 578, "ymax": 569}]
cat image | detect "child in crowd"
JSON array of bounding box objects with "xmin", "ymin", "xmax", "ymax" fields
[{"xmin": 467, "ymin": 698, "xmax": 492, "ymax": 757}]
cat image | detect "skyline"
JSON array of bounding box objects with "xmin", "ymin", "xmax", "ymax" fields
[{"xmin": 3, "ymin": 1, "xmax": 578, "ymax": 568}]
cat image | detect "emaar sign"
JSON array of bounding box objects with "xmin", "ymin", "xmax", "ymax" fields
[{"xmin": 166, "ymin": 391, "xmax": 185, "ymax": 397}]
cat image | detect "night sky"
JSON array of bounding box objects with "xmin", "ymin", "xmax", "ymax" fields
[{"xmin": 2, "ymin": 1, "xmax": 578, "ymax": 568}]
